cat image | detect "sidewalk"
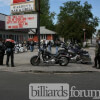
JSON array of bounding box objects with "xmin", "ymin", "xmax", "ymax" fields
[{"xmin": 0, "ymin": 47, "xmax": 100, "ymax": 73}]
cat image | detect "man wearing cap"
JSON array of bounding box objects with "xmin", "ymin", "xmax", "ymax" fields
[{"xmin": 5, "ymin": 38, "xmax": 15, "ymax": 67}]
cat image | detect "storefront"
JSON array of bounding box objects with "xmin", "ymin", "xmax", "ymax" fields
[
  {"xmin": 0, "ymin": 13, "xmax": 56, "ymax": 43},
  {"xmin": 0, "ymin": 30, "xmax": 28, "ymax": 42},
  {"xmin": 28, "ymin": 26, "xmax": 56, "ymax": 42},
  {"xmin": 0, "ymin": 13, "xmax": 28, "ymax": 42}
]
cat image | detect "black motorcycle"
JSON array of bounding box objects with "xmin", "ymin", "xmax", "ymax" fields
[
  {"xmin": 58, "ymin": 43, "xmax": 91, "ymax": 64},
  {"xmin": 30, "ymin": 48, "xmax": 69, "ymax": 66}
]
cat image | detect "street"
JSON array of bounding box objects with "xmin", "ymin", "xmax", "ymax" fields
[
  {"xmin": 0, "ymin": 71, "xmax": 100, "ymax": 100},
  {"xmin": 0, "ymin": 47, "xmax": 100, "ymax": 100}
]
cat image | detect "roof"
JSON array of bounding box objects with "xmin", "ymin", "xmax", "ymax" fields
[{"xmin": 29, "ymin": 26, "xmax": 56, "ymax": 35}]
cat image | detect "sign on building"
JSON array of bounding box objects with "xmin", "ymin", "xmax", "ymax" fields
[
  {"xmin": 5, "ymin": 14, "xmax": 37, "ymax": 29},
  {"xmin": 10, "ymin": 0, "xmax": 35, "ymax": 14}
]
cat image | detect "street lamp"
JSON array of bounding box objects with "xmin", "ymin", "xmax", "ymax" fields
[{"xmin": 83, "ymin": 29, "xmax": 86, "ymax": 42}]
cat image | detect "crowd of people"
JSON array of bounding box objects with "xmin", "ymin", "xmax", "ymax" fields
[{"xmin": 41, "ymin": 39, "xmax": 61, "ymax": 54}]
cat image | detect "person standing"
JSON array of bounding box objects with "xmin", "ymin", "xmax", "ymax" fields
[
  {"xmin": 0, "ymin": 39, "xmax": 5, "ymax": 65},
  {"xmin": 47, "ymin": 41, "xmax": 52, "ymax": 52},
  {"xmin": 97, "ymin": 42, "xmax": 100, "ymax": 69},
  {"xmin": 42, "ymin": 40, "xmax": 47, "ymax": 50},
  {"xmin": 55, "ymin": 39, "xmax": 60, "ymax": 54},
  {"xmin": 5, "ymin": 38, "xmax": 15, "ymax": 67},
  {"xmin": 93, "ymin": 37, "xmax": 100, "ymax": 69},
  {"xmin": 30, "ymin": 41, "xmax": 34, "ymax": 52}
]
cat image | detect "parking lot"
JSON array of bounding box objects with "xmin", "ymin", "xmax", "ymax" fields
[{"xmin": 0, "ymin": 47, "xmax": 100, "ymax": 73}]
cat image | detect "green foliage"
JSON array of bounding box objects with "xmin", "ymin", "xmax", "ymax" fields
[
  {"xmin": 56, "ymin": 1, "xmax": 99, "ymax": 42},
  {"xmin": 40, "ymin": 0, "xmax": 55, "ymax": 30}
]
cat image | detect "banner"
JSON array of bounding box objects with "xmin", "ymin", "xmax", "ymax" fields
[
  {"xmin": 13, "ymin": 0, "xmax": 26, "ymax": 4},
  {"xmin": 11, "ymin": 0, "xmax": 34, "ymax": 4},
  {"xmin": 10, "ymin": 0, "xmax": 35, "ymax": 14},
  {"xmin": 5, "ymin": 14, "xmax": 37, "ymax": 29}
]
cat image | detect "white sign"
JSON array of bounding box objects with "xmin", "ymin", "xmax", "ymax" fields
[
  {"xmin": 5, "ymin": 14, "xmax": 37, "ymax": 29},
  {"xmin": 10, "ymin": 0, "xmax": 35, "ymax": 14},
  {"xmin": 29, "ymin": 83, "xmax": 69, "ymax": 100}
]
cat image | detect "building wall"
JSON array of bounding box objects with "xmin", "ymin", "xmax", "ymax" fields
[
  {"xmin": 28, "ymin": 34, "xmax": 54, "ymax": 42},
  {"xmin": 0, "ymin": 30, "xmax": 28, "ymax": 42}
]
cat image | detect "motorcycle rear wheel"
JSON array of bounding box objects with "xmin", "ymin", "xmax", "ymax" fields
[
  {"xmin": 59, "ymin": 57, "xmax": 69, "ymax": 66},
  {"xmin": 30, "ymin": 56, "xmax": 40, "ymax": 66}
]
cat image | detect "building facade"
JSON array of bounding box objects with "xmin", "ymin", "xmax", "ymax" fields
[
  {"xmin": 0, "ymin": 13, "xmax": 56, "ymax": 43},
  {"xmin": 0, "ymin": 13, "xmax": 28, "ymax": 42},
  {"xmin": 28, "ymin": 26, "xmax": 56, "ymax": 42}
]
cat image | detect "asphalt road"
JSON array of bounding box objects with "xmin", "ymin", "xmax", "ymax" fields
[{"xmin": 0, "ymin": 71, "xmax": 100, "ymax": 100}]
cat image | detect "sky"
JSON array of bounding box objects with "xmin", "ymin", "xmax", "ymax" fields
[{"xmin": 0, "ymin": 0, "xmax": 100, "ymax": 29}]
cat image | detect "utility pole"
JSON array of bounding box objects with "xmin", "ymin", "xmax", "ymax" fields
[{"xmin": 37, "ymin": 0, "xmax": 40, "ymax": 50}]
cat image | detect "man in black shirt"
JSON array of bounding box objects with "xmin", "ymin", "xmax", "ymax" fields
[{"xmin": 5, "ymin": 39, "xmax": 15, "ymax": 67}]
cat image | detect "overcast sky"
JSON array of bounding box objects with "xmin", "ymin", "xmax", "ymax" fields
[{"xmin": 0, "ymin": 0, "xmax": 100, "ymax": 29}]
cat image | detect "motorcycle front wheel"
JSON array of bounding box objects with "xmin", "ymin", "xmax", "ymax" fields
[
  {"xmin": 30, "ymin": 56, "xmax": 40, "ymax": 66},
  {"xmin": 59, "ymin": 57, "xmax": 69, "ymax": 66}
]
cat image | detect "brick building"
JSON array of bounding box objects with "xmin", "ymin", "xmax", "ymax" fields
[{"xmin": 28, "ymin": 26, "xmax": 56, "ymax": 42}]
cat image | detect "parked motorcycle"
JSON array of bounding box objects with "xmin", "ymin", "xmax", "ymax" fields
[
  {"xmin": 30, "ymin": 48, "xmax": 69, "ymax": 66},
  {"xmin": 58, "ymin": 43, "xmax": 91, "ymax": 64},
  {"xmin": 14, "ymin": 43, "xmax": 27, "ymax": 53}
]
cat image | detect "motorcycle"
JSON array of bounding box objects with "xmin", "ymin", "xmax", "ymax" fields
[
  {"xmin": 30, "ymin": 48, "xmax": 69, "ymax": 66},
  {"xmin": 58, "ymin": 43, "xmax": 91, "ymax": 64},
  {"xmin": 14, "ymin": 43, "xmax": 27, "ymax": 53}
]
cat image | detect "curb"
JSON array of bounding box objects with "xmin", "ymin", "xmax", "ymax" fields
[{"xmin": 20, "ymin": 70, "xmax": 97, "ymax": 74}]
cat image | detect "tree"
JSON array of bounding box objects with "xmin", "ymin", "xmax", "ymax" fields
[
  {"xmin": 40, "ymin": 0, "xmax": 55, "ymax": 30},
  {"xmin": 56, "ymin": 1, "xmax": 99, "ymax": 42}
]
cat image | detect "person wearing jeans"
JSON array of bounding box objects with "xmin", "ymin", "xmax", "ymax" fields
[
  {"xmin": 55, "ymin": 39, "xmax": 60, "ymax": 54},
  {"xmin": 47, "ymin": 41, "xmax": 52, "ymax": 52},
  {"xmin": 30, "ymin": 41, "xmax": 34, "ymax": 52}
]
